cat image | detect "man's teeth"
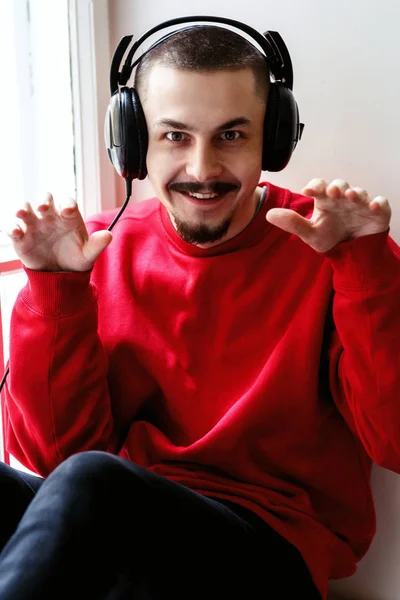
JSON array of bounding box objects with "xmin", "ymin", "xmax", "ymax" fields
[{"xmin": 187, "ymin": 192, "xmax": 219, "ymax": 199}]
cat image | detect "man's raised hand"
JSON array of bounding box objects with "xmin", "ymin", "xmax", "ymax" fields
[
  {"xmin": 266, "ymin": 178, "xmax": 391, "ymax": 253},
  {"xmin": 8, "ymin": 193, "xmax": 112, "ymax": 271}
]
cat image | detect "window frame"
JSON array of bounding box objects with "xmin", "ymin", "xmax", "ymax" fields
[
  {"xmin": 0, "ymin": 0, "xmax": 115, "ymax": 466},
  {"xmin": 68, "ymin": 0, "xmax": 116, "ymax": 216}
]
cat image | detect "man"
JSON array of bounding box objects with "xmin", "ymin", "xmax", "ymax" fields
[{"xmin": 0, "ymin": 20, "xmax": 399, "ymax": 600}]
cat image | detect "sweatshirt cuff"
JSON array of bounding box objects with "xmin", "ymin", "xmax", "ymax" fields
[
  {"xmin": 322, "ymin": 229, "xmax": 399, "ymax": 290},
  {"xmin": 20, "ymin": 268, "xmax": 94, "ymax": 316}
]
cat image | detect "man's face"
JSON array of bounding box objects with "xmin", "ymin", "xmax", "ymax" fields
[{"xmin": 142, "ymin": 65, "xmax": 266, "ymax": 246}]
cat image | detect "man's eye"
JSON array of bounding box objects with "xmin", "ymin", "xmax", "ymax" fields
[
  {"xmin": 220, "ymin": 131, "xmax": 241, "ymax": 141},
  {"xmin": 166, "ymin": 132, "xmax": 187, "ymax": 142}
]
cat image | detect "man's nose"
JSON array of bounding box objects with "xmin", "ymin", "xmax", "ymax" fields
[{"xmin": 185, "ymin": 141, "xmax": 223, "ymax": 182}]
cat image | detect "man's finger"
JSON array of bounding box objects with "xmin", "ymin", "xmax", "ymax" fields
[
  {"xmin": 266, "ymin": 208, "xmax": 313, "ymax": 241},
  {"xmin": 36, "ymin": 192, "xmax": 56, "ymax": 216},
  {"xmin": 326, "ymin": 179, "xmax": 350, "ymax": 198},
  {"xmin": 370, "ymin": 196, "xmax": 391, "ymax": 214},
  {"xmin": 59, "ymin": 198, "xmax": 80, "ymax": 219},
  {"xmin": 15, "ymin": 203, "xmax": 37, "ymax": 224},
  {"xmin": 7, "ymin": 223, "xmax": 25, "ymax": 241},
  {"xmin": 84, "ymin": 230, "xmax": 113, "ymax": 264},
  {"xmin": 302, "ymin": 178, "xmax": 327, "ymax": 198},
  {"xmin": 344, "ymin": 187, "xmax": 369, "ymax": 203}
]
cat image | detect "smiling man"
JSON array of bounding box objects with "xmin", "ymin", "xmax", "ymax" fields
[{"xmin": 1, "ymin": 18, "xmax": 400, "ymax": 600}]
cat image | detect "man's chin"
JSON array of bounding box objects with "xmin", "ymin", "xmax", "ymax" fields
[{"xmin": 173, "ymin": 214, "xmax": 233, "ymax": 246}]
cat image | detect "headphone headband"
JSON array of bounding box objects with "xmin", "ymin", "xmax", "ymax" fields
[
  {"xmin": 110, "ymin": 15, "xmax": 294, "ymax": 95},
  {"xmin": 105, "ymin": 15, "xmax": 304, "ymax": 188}
]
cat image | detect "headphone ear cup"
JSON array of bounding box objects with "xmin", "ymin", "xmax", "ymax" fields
[
  {"xmin": 104, "ymin": 87, "xmax": 148, "ymax": 181},
  {"xmin": 262, "ymin": 83, "xmax": 300, "ymax": 172}
]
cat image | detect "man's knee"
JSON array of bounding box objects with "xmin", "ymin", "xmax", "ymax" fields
[
  {"xmin": 39, "ymin": 451, "xmax": 156, "ymax": 542},
  {"xmin": 47, "ymin": 451, "xmax": 148, "ymax": 505}
]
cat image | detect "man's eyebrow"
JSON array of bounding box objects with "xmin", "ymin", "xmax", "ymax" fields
[
  {"xmin": 216, "ymin": 118, "xmax": 252, "ymax": 131},
  {"xmin": 153, "ymin": 117, "xmax": 252, "ymax": 132}
]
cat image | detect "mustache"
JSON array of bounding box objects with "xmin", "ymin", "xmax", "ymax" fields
[{"xmin": 168, "ymin": 181, "xmax": 239, "ymax": 195}]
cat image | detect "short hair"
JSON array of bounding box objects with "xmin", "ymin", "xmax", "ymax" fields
[{"xmin": 134, "ymin": 25, "xmax": 270, "ymax": 102}]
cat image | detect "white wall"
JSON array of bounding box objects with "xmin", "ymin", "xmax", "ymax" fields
[{"xmin": 106, "ymin": 2, "xmax": 400, "ymax": 599}]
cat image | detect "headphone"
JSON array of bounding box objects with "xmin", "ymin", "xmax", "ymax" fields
[{"xmin": 104, "ymin": 15, "xmax": 305, "ymax": 186}]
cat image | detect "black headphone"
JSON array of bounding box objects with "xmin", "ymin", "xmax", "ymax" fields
[{"xmin": 104, "ymin": 15, "xmax": 304, "ymax": 185}]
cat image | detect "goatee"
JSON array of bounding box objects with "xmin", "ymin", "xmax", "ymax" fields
[{"xmin": 173, "ymin": 213, "xmax": 233, "ymax": 245}]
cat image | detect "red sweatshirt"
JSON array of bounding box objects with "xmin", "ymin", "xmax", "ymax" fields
[{"xmin": 4, "ymin": 182, "xmax": 400, "ymax": 598}]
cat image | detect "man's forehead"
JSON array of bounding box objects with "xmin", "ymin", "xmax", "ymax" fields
[
  {"xmin": 144, "ymin": 63, "xmax": 259, "ymax": 95},
  {"xmin": 143, "ymin": 65, "xmax": 264, "ymax": 126}
]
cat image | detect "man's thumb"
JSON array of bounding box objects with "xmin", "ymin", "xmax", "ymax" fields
[
  {"xmin": 84, "ymin": 230, "xmax": 113, "ymax": 263},
  {"xmin": 266, "ymin": 208, "xmax": 312, "ymax": 241}
]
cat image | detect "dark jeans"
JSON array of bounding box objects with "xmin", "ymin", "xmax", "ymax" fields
[{"xmin": 0, "ymin": 451, "xmax": 320, "ymax": 599}]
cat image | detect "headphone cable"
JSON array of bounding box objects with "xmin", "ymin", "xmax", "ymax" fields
[
  {"xmin": 107, "ymin": 178, "xmax": 132, "ymax": 231},
  {"xmin": 0, "ymin": 366, "xmax": 9, "ymax": 394}
]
